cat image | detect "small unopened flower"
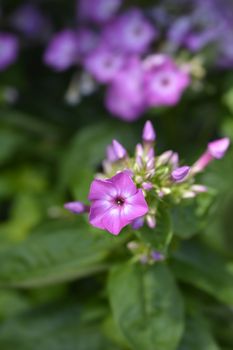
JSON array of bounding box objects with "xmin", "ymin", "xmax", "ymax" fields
[
  {"xmin": 142, "ymin": 120, "xmax": 156, "ymax": 143},
  {"xmin": 64, "ymin": 201, "xmax": 90, "ymax": 214},
  {"xmin": 151, "ymin": 251, "xmax": 165, "ymax": 261},
  {"xmin": 192, "ymin": 137, "xmax": 230, "ymax": 173},
  {"xmin": 88, "ymin": 171, "xmax": 148, "ymax": 235},
  {"xmin": 171, "ymin": 166, "xmax": 190, "ymax": 183},
  {"xmin": 0, "ymin": 33, "xmax": 19, "ymax": 71},
  {"xmin": 112, "ymin": 140, "xmax": 127, "ymax": 160}
]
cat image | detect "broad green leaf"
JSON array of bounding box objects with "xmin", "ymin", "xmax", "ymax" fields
[
  {"xmin": 0, "ymin": 220, "xmax": 125, "ymax": 288},
  {"xmin": 0, "ymin": 302, "xmax": 120, "ymax": 350},
  {"xmin": 178, "ymin": 314, "xmax": 220, "ymax": 350},
  {"xmin": 108, "ymin": 263, "xmax": 184, "ymax": 350},
  {"xmin": 139, "ymin": 206, "xmax": 173, "ymax": 253},
  {"xmin": 171, "ymin": 241, "xmax": 233, "ymax": 305}
]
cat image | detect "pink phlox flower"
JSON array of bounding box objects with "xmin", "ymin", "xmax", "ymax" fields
[
  {"xmin": 102, "ymin": 8, "xmax": 157, "ymax": 54},
  {"xmin": 77, "ymin": 0, "xmax": 122, "ymax": 24},
  {"xmin": 88, "ymin": 171, "xmax": 149, "ymax": 235},
  {"xmin": 43, "ymin": 29, "xmax": 78, "ymax": 71},
  {"xmin": 105, "ymin": 57, "xmax": 147, "ymax": 120},
  {"xmin": 143, "ymin": 54, "xmax": 190, "ymax": 106},
  {"xmin": 83, "ymin": 44, "xmax": 125, "ymax": 83}
]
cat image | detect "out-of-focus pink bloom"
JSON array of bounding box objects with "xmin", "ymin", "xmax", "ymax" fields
[
  {"xmin": 10, "ymin": 4, "xmax": 51, "ymax": 40},
  {"xmin": 192, "ymin": 137, "xmax": 230, "ymax": 173},
  {"xmin": 103, "ymin": 8, "xmax": 157, "ymax": 54},
  {"xmin": 64, "ymin": 201, "xmax": 90, "ymax": 214},
  {"xmin": 43, "ymin": 30, "xmax": 78, "ymax": 71},
  {"xmin": 83, "ymin": 45, "xmax": 125, "ymax": 83},
  {"xmin": 77, "ymin": 0, "xmax": 122, "ymax": 24},
  {"xmin": 88, "ymin": 171, "xmax": 148, "ymax": 235},
  {"xmin": 171, "ymin": 166, "xmax": 190, "ymax": 182},
  {"xmin": 105, "ymin": 58, "xmax": 146, "ymax": 121},
  {"xmin": 0, "ymin": 33, "xmax": 19, "ymax": 71},
  {"xmin": 76, "ymin": 28, "xmax": 99, "ymax": 58},
  {"xmin": 142, "ymin": 120, "xmax": 156, "ymax": 143},
  {"xmin": 143, "ymin": 54, "xmax": 190, "ymax": 106}
]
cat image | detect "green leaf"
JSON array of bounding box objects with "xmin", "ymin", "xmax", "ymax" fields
[
  {"xmin": 139, "ymin": 206, "xmax": 173, "ymax": 253},
  {"xmin": 108, "ymin": 263, "xmax": 184, "ymax": 350},
  {"xmin": 0, "ymin": 220, "xmax": 125, "ymax": 288},
  {"xmin": 59, "ymin": 122, "xmax": 136, "ymax": 200},
  {"xmin": 0, "ymin": 302, "xmax": 120, "ymax": 350},
  {"xmin": 178, "ymin": 314, "xmax": 220, "ymax": 350},
  {"xmin": 171, "ymin": 194, "xmax": 213, "ymax": 239},
  {"xmin": 171, "ymin": 241, "xmax": 233, "ymax": 305}
]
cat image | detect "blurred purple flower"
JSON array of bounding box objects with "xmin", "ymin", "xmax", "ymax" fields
[
  {"xmin": 0, "ymin": 33, "xmax": 19, "ymax": 71},
  {"xmin": 103, "ymin": 8, "xmax": 157, "ymax": 54},
  {"xmin": 83, "ymin": 45, "xmax": 125, "ymax": 83},
  {"xmin": 88, "ymin": 171, "xmax": 148, "ymax": 235},
  {"xmin": 10, "ymin": 3, "xmax": 51, "ymax": 40},
  {"xmin": 43, "ymin": 29, "xmax": 78, "ymax": 71},
  {"xmin": 76, "ymin": 28, "xmax": 99, "ymax": 58},
  {"xmin": 77, "ymin": 0, "xmax": 122, "ymax": 24},
  {"xmin": 105, "ymin": 58, "xmax": 146, "ymax": 121},
  {"xmin": 143, "ymin": 54, "xmax": 190, "ymax": 106}
]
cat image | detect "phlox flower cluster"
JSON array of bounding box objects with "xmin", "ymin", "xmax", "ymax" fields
[
  {"xmin": 43, "ymin": 0, "xmax": 190, "ymax": 121},
  {"xmin": 65, "ymin": 120, "xmax": 230, "ymax": 238}
]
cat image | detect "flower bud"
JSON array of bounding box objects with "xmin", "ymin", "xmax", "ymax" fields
[
  {"xmin": 142, "ymin": 120, "xmax": 156, "ymax": 143},
  {"xmin": 64, "ymin": 201, "xmax": 89, "ymax": 214},
  {"xmin": 171, "ymin": 166, "xmax": 190, "ymax": 183},
  {"xmin": 112, "ymin": 139, "xmax": 127, "ymax": 160}
]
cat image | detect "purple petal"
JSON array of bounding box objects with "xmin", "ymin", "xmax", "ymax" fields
[
  {"xmin": 88, "ymin": 178, "xmax": 117, "ymax": 201},
  {"xmin": 89, "ymin": 199, "xmax": 112, "ymax": 229},
  {"xmin": 101, "ymin": 207, "xmax": 123, "ymax": 235},
  {"xmin": 142, "ymin": 120, "xmax": 156, "ymax": 142},
  {"xmin": 111, "ymin": 171, "xmax": 137, "ymax": 198},
  {"xmin": 126, "ymin": 189, "xmax": 149, "ymax": 218},
  {"xmin": 171, "ymin": 166, "xmax": 190, "ymax": 182},
  {"xmin": 208, "ymin": 138, "xmax": 230, "ymax": 159}
]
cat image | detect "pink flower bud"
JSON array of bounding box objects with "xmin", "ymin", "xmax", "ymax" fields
[
  {"xmin": 142, "ymin": 182, "xmax": 153, "ymax": 190},
  {"xmin": 208, "ymin": 138, "xmax": 230, "ymax": 159},
  {"xmin": 192, "ymin": 137, "xmax": 230, "ymax": 173},
  {"xmin": 151, "ymin": 251, "xmax": 165, "ymax": 261},
  {"xmin": 142, "ymin": 120, "xmax": 156, "ymax": 143},
  {"xmin": 171, "ymin": 166, "xmax": 190, "ymax": 182},
  {"xmin": 112, "ymin": 139, "xmax": 127, "ymax": 160},
  {"xmin": 131, "ymin": 216, "xmax": 144, "ymax": 229},
  {"xmin": 64, "ymin": 201, "xmax": 89, "ymax": 214},
  {"xmin": 146, "ymin": 215, "xmax": 156, "ymax": 228}
]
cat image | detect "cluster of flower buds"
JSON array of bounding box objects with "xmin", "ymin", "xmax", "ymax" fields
[
  {"xmin": 65, "ymin": 120, "xmax": 230, "ymax": 237},
  {"xmin": 44, "ymin": 0, "xmax": 190, "ymax": 120}
]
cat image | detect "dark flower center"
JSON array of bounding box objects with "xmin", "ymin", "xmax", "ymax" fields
[{"xmin": 115, "ymin": 196, "xmax": 125, "ymax": 206}]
